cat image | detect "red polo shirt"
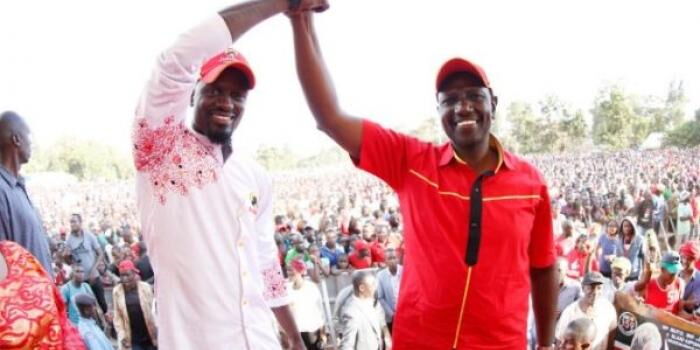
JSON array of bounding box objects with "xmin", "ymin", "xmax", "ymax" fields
[{"xmin": 355, "ymin": 120, "xmax": 555, "ymax": 350}]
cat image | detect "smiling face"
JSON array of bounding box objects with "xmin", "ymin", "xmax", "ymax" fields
[
  {"xmin": 437, "ymin": 72, "xmax": 497, "ymax": 153},
  {"xmin": 192, "ymin": 68, "xmax": 249, "ymax": 144}
]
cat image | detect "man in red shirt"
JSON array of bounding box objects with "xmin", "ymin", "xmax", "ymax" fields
[
  {"xmin": 289, "ymin": 10, "xmax": 557, "ymax": 350},
  {"xmin": 635, "ymin": 251, "xmax": 684, "ymax": 314},
  {"xmin": 370, "ymin": 226, "xmax": 388, "ymax": 268},
  {"xmin": 348, "ymin": 240, "xmax": 372, "ymax": 269}
]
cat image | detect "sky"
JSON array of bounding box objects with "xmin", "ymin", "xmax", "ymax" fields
[{"xmin": 1, "ymin": 0, "xmax": 699, "ymax": 158}]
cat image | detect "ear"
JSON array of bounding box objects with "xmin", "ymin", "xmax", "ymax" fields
[{"xmin": 11, "ymin": 134, "xmax": 21, "ymax": 147}]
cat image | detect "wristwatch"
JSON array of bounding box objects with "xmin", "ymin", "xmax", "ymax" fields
[{"xmin": 288, "ymin": 0, "xmax": 301, "ymax": 11}]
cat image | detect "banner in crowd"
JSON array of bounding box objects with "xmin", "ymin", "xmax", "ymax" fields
[{"xmin": 613, "ymin": 293, "xmax": 700, "ymax": 349}]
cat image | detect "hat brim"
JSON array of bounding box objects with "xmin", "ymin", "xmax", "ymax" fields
[
  {"xmin": 201, "ymin": 62, "xmax": 256, "ymax": 89},
  {"xmin": 662, "ymin": 263, "xmax": 681, "ymax": 274}
]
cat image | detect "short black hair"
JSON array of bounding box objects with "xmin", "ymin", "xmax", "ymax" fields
[{"xmin": 71, "ymin": 213, "xmax": 82, "ymax": 223}]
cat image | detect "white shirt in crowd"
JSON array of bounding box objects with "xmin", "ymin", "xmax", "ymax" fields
[
  {"xmin": 556, "ymin": 298, "xmax": 617, "ymax": 350},
  {"xmin": 133, "ymin": 15, "xmax": 288, "ymax": 350},
  {"xmin": 287, "ymin": 279, "xmax": 325, "ymax": 333}
]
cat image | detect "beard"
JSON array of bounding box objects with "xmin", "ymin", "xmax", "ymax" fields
[{"xmin": 206, "ymin": 128, "xmax": 233, "ymax": 145}]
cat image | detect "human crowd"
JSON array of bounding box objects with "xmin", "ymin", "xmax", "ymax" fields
[{"xmin": 10, "ymin": 146, "xmax": 693, "ymax": 349}]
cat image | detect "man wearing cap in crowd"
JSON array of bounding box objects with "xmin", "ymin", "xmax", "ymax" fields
[
  {"xmin": 349, "ymin": 239, "xmax": 372, "ymax": 269},
  {"xmin": 289, "ymin": 9, "xmax": 557, "ymax": 350},
  {"xmin": 112, "ymin": 260, "xmax": 157, "ymax": 350},
  {"xmin": 132, "ymin": 0, "xmax": 328, "ymax": 348},
  {"xmin": 74, "ymin": 292, "xmax": 113, "ymax": 350},
  {"xmin": 600, "ymin": 256, "xmax": 636, "ymax": 303},
  {"xmin": 556, "ymin": 272, "xmax": 617, "ymax": 350},
  {"xmin": 634, "ymin": 251, "xmax": 685, "ymax": 314},
  {"xmin": 678, "ymin": 241, "xmax": 700, "ymax": 319}
]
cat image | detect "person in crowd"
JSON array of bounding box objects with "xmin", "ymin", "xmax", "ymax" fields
[
  {"xmin": 286, "ymin": 259, "xmax": 325, "ymax": 350},
  {"xmin": 320, "ymin": 229, "xmax": 345, "ymax": 267},
  {"xmin": 135, "ymin": 242, "xmax": 154, "ymax": 284},
  {"xmin": 601, "ymin": 257, "xmax": 636, "ymax": 303},
  {"xmin": 370, "ymin": 226, "xmax": 388, "ymax": 268},
  {"xmin": 129, "ymin": 2, "xmax": 331, "ymax": 348},
  {"xmin": 678, "ymin": 241, "xmax": 700, "ymax": 319},
  {"xmin": 97, "ymin": 260, "xmax": 120, "ymax": 288},
  {"xmin": 0, "ymin": 111, "xmax": 54, "ymax": 274},
  {"xmin": 629, "ymin": 322, "xmax": 662, "ymax": 350},
  {"xmin": 308, "ymin": 244, "xmax": 330, "ymax": 280},
  {"xmin": 555, "ymin": 258, "xmax": 582, "ymax": 321},
  {"xmin": 112, "ymin": 260, "xmax": 157, "ymax": 350},
  {"xmin": 618, "ymin": 218, "xmax": 645, "ymax": 281},
  {"xmin": 74, "ymin": 293, "xmax": 113, "ymax": 350},
  {"xmin": 61, "ymin": 265, "xmax": 97, "ymax": 325},
  {"xmin": 377, "ymin": 249, "xmax": 402, "ymax": 331},
  {"xmin": 634, "ymin": 251, "xmax": 684, "ymax": 314},
  {"xmin": 566, "ymin": 235, "xmax": 598, "ymax": 280},
  {"xmin": 65, "ymin": 213, "xmax": 108, "ymax": 313},
  {"xmin": 286, "ymin": 234, "xmax": 311, "ymax": 265},
  {"xmin": 555, "ymin": 318, "xmax": 596, "ymax": 350},
  {"xmin": 556, "ymin": 272, "xmax": 617, "ymax": 350},
  {"xmin": 290, "ymin": 8, "xmax": 557, "ymax": 349},
  {"xmin": 557, "ymin": 220, "xmax": 578, "ymax": 257},
  {"xmin": 340, "ymin": 270, "xmax": 387, "ymax": 350},
  {"xmin": 0, "ymin": 241, "xmax": 85, "ymax": 349},
  {"xmin": 596, "ymin": 219, "xmax": 620, "ymax": 278},
  {"xmin": 348, "ymin": 240, "xmax": 373, "ymax": 269},
  {"xmin": 677, "ymin": 192, "xmax": 693, "ymax": 246}
]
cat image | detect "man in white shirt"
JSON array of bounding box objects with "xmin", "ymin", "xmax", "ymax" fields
[
  {"xmin": 340, "ymin": 271, "xmax": 387, "ymax": 350},
  {"xmin": 133, "ymin": 0, "xmax": 328, "ymax": 349},
  {"xmin": 555, "ymin": 258, "xmax": 582, "ymax": 321},
  {"xmin": 556, "ymin": 272, "xmax": 617, "ymax": 350}
]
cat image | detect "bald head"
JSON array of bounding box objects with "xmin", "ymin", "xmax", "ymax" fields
[
  {"xmin": 0, "ymin": 111, "xmax": 32, "ymax": 166},
  {"xmin": 563, "ymin": 318, "xmax": 597, "ymax": 344}
]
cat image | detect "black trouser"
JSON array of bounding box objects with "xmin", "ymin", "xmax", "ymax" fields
[
  {"xmin": 89, "ymin": 277, "xmax": 108, "ymax": 313},
  {"xmin": 301, "ymin": 330, "xmax": 322, "ymax": 350}
]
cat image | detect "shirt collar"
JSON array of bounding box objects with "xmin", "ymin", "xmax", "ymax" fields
[
  {"xmin": 0, "ymin": 164, "xmax": 21, "ymax": 187},
  {"xmin": 438, "ymin": 134, "xmax": 513, "ymax": 173}
]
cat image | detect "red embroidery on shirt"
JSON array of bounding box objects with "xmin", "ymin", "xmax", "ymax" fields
[
  {"xmin": 262, "ymin": 265, "xmax": 287, "ymax": 301},
  {"xmin": 133, "ymin": 116, "xmax": 219, "ymax": 204}
]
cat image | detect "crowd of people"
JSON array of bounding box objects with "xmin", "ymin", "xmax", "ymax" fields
[{"xmin": 10, "ymin": 146, "xmax": 693, "ymax": 349}]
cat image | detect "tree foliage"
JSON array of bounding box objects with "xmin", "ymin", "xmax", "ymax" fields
[
  {"xmin": 507, "ymin": 96, "xmax": 589, "ymax": 154},
  {"xmin": 25, "ymin": 137, "xmax": 133, "ymax": 180},
  {"xmin": 664, "ymin": 115, "xmax": 700, "ymax": 148}
]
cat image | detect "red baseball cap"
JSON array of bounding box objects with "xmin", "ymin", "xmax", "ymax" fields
[
  {"xmin": 354, "ymin": 240, "xmax": 369, "ymax": 250},
  {"xmin": 118, "ymin": 260, "xmax": 140, "ymax": 274},
  {"xmin": 200, "ymin": 48, "xmax": 256, "ymax": 89},
  {"xmin": 435, "ymin": 57, "xmax": 490, "ymax": 91}
]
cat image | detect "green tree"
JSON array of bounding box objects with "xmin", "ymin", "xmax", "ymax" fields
[
  {"xmin": 664, "ymin": 118, "xmax": 700, "ymax": 148},
  {"xmin": 591, "ymin": 84, "xmax": 647, "ymax": 149},
  {"xmin": 255, "ymin": 145, "xmax": 299, "ymax": 171},
  {"xmin": 25, "ymin": 137, "xmax": 133, "ymax": 180},
  {"xmin": 507, "ymin": 101, "xmax": 543, "ymax": 154}
]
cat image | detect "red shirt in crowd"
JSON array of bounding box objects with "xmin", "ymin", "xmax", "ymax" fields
[
  {"xmin": 565, "ymin": 249, "xmax": 599, "ymax": 280},
  {"xmin": 645, "ymin": 278, "xmax": 683, "ymax": 314},
  {"xmin": 348, "ymin": 251, "xmax": 372, "ymax": 269},
  {"xmin": 370, "ymin": 241, "xmax": 387, "ymax": 265},
  {"xmin": 354, "ymin": 120, "xmax": 555, "ymax": 350}
]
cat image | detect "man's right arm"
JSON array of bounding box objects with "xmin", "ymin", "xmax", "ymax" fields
[{"xmin": 290, "ymin": 11, "xmax": 363, "ymax": 158}]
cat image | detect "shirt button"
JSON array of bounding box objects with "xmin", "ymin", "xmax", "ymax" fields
[
  {"xmin": 242, "ymin": 299, "xmax": 248, "ymax": 306},
  {"xmin": 242, "ymin": 270, "xmax": 248, "ymax": 278},
  {"xmin": 238, "ymin": 239, "xmax": 244, "ymax": 247}
]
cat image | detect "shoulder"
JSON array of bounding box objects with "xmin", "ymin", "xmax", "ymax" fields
[{"xmin": 504, "ymin": 151, "xmax": 548, "ymax": 185}]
